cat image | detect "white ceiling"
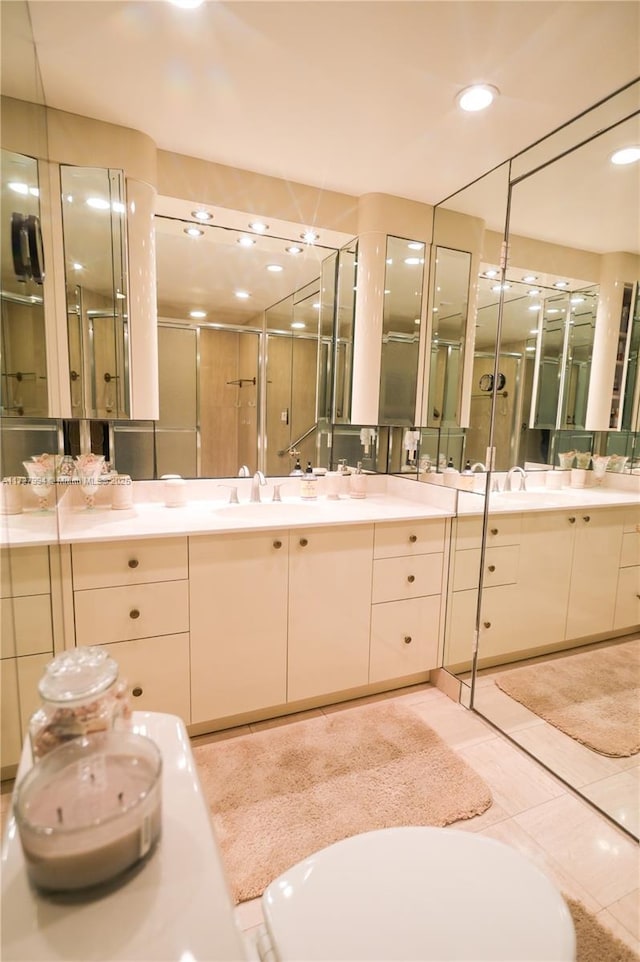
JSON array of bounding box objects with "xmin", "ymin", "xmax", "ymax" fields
[{"xmin": 21, "ymin": 0, "xmax": 640, "ymax": 207}]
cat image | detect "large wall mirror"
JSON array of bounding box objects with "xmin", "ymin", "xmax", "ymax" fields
[
  {"xmin": 112, "ymin": 200, "xmax": 354, "ymax": 480},
  {"xmin": 467, "ymin": 83, "xmax": 640, "ymax": 839}
]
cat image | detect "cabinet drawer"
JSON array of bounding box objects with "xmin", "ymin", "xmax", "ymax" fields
[
  {"xmin": 369, "ymin": 595, "xmax": 440, "ymax": 683},
  {"xmin": 1, "ymin": 593, "xmax": 53, "ymax": 659},
  {"xmin": 453, "ymin": 544, "xmax": 519, "ymax": 592},
  {"xmin": 1, "ymin": 546, "xmax": 50, "ymax": 598},
  {"xmin": 74, "ymin": 580, "xmax": 189, "ymax": 644},
  {"xmin": 72, "ymin": 537, "xmax": 188, "ymax": 589},
  {"xmin": 374, "ymin": 519, "xmax": 445, "ymax": 559},
  {"xmin": 614, "ymin": 566, "xmax": 640, "ymax": 630},
  {"xmin": 620, "ymin": 530, "xmax": 640, "ymax": 568},
  {"xmin": 372, "ymin": 553, "xmax": 443, "ymax": 604},
  {"xmin": 453, "ymin": 513, "xmax": 521, "ymax": 550},
  {"xmin": 97, "ymin": 633, "xmax": 190, "ymax": 723}
]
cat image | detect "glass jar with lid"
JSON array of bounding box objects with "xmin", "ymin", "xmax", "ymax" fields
[{"xmin": 29, "ymin": 647, "xmax": 130, "ymax": 759}]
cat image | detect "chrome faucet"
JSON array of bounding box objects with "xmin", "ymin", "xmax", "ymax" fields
[
  {"xmin": 250, "ymin": 470, "xmax": 267, "ymax": 503},
  {"xmin": 504, "ymin": 466, "xmax": 527, "ymax": 491},
  {"xmin": 238, "ymin": 465, "xmax": 251, "ymax": 477},
  {"xmin": 470, "ymin": 462, "xmax": 487, "ymax": 473}
]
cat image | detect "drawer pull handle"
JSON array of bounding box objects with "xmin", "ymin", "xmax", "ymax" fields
[
  {"xmin": 273, "ymin": 540, "xmax": 282, "ymax": 549},
  {"xmin": 128, "ymin": 559, "xmax": 139, "ymax": 569},
  {"xmin": 568, "ymin": 516, "xmax": 576, "ymax": 524},
  {"xmin": 490, "ymin": 528, "xmax": 498, "ymax": 536},
  {"xmin": 483, "ymin": 621, "xmax": 491, "ymax": 629},
  {"xmin": 409, "ymin": 534, "xmax": 417, "ymax": 543},
  {"xmin": 299, "ymin": 537, "xmax": 308, "ymax": 547},
  {"xmin": 488, "ymin": 564, "xmax": 496, "ymax": 573},
  {"xmin": 583, "ymin": 515, "xmax": 591, "ymax": 523},
  {"xmin": 407, "ymin": 574, "xmax": 415, "ymax": 584},
  {"xmin": 132, "ymin": 686, "xmax": 143, "ymax": 697},
  {"xmin": 404, "ymin": 635, "xmax": 412, "ymax": 645},
  {"xmin": 129, "ymin": 608, "xmax": 140, "ymax": 620}
]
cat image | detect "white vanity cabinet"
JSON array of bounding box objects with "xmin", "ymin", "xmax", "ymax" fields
[
  {"xmin": 71, "ymin": 538, "xmax": 190, "ymax": 721},
  {"xmin": 447, "ymin": 514, "xmax": 522, "ymax": 664},
  {"xmin": 1, "ymin": 546, "xmax": 56, "ymax": 772},
  {"xmin": 564, "ymin": 507, "xmax": 626, "ymax": 639},
  {"xmin": 369, "ymin": 519, "xmax": 445, "ymax": 683},
  {"xmin": 288, "ymin": 524, "xmax": 374, "ymax": 701},
  {"xmin": 614, "ymin": 507, "xmax": 640, "ymax": 630},
  {"xmin": 189, "ymin": 531, "xmax": 289, "ymax": 723}
]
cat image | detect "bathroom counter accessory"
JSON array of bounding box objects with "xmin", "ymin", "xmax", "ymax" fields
[{"xmin": 1, "ymin": 711, "xmax": 248, "ymax": 961}]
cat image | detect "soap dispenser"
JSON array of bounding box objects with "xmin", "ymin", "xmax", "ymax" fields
[
  {"xmin": 300, "ymin": 461, "xmax": 318, "ymax": 500},
  {"xmin": 350, "ymin": 461, "xmax": 367, "ymax": 499},
  {"xmin": 289, "ymin": 457, "xmax": 304, "ymax": 477},
  {"xmin": 443, "ymin": 457, "xmax": 460, "ymax": 488}
]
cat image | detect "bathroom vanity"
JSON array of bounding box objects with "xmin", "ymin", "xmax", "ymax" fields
[{"xmin": 1, "ymin": 474, "xmax": 638, "ymax": 777}]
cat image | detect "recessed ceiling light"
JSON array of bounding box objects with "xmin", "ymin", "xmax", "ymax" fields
[
  {"xmin": 483, "ymin": 269, "xmax": 499, "ymax": 278},
  {"xmin": 237, "ymin": 236, "xmax": 255, "ymax": 247},
  {"xmin": 457, "ymin": 84, "xmax": 499, "ymax": 112},
  {"xmin": 528, "ymin": 306, "xmax": 541, "ymax": 313},
  {"xmin": 72, "ymin": 262, "xmax": 83, "ymax": 271},
  {"xmin": 529, "ymin": 328, "xmax": 539, "ymax": 334},
  {"xmin": 8, "ymin": 181, "xmax": 29, "ymax": 195},
  {"xmin": 249, "ymin": 221, "xmax": 269, "ymax": 233},
  {"xmin": 291, "ymin": 321, "xmax": 306, "ymax": 329},
  {"xmin": 266, "ymin": 264, "xmax": 283, "ymax": 273},
  {"xmin": 192, "ymin": 209, "xmax": 212, "ymax": 221},
  {"xmin": 286, "ymin": 245, "xmax": 303, "ymax": 255},
  {"xmin": 235, "ymin": 290, "xmax": 250, "ymax": 299},
  {"xmin": 527, "ymin": 289, "xmax": 540, "ymax": 296},
  {"xmin": 547, "ymin": 308, "xmax": 560, "ymax": 314},
  {"xmin": 189, "ymin": 310, "xmax": 207, "ymax": 319},
  {"xmin": 522, "ymin": 275, "xmax": 538, "ymax": 283},
  {"xmin": 112, "ymin": 201, "xmax": 126, "ymax": 214},
  {"xmin": 300, "ymin": 230, "xmax": 319, "ymax": 243},
  {"xmin": 384, "ymin": 289, "xmax": 391, "ymax": 295},
  {"xmin": 313, "ymin": 302, "xmax": 321, "ymax": 309},
  {"xmin": 386, "ymin": 258, "xmax": 393, "ymax": 265},
  {"xmin": 491, "ymin": 283, "xmax": 511, "ymax": 292},
  {"xmin": 168, "ymin": 0, "xmax": 204, "ymax": 8},
  {"xmin": 184, "ymin": 226, "xmax": 204, "ymax": 237},
  {"xmin": 554, "ymin": 280, "xmax": 569, "ymax": 288},
  {"xmin": 570, "ymin": 296, "xmax": 585, "ymax": 305},
  {"xmin": 610, "ymin": 146, "xmax": 640, "ymax": 165},
  {"xmin": 404, "ymin": 257, "xmax": 422, "ymax": 266},
  {"xmin": 414, "ymin": 318, "xmax": 421, "ymax": 325},
  {"xmin": 407, "ymin": 242, "xmax": 424, "ymax": 250}
]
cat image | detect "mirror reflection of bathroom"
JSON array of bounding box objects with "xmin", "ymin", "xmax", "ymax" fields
[{"xmin": 463, "ymin": 90, "xmax": 640, "ymax": 840}]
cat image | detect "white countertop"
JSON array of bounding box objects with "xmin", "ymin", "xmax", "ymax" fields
[
  {"xmin": 1, "ymin": 712, "xmax": 249, "ymax": 962},
  {"xmin": 1, "ymin": 474, "xmax": 637, "ymax": 547}
]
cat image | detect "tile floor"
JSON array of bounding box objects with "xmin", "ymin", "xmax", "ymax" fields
[
  {"xmin": 2, "ymin": 684, "xmax": 638, "ymax": 957},
  {"xmin": 217, "ymin": 684, "xmax": 640, "ymax": 957},
  {"xmin": 471, "ymin": 636, "xmax": 640, "ymax": 839}
]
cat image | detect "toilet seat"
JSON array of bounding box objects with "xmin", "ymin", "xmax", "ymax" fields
[{"xmin": 260, "ymin": 827, "xmax": 576, "ymax": 961}]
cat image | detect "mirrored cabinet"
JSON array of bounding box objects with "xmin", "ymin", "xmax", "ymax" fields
[{"xmin": 1, "ymin": 150, "xmax": 48, "ymax": 418}]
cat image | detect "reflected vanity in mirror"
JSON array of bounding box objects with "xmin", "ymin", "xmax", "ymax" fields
[{"xmin": 465, "ymin": 83, "xmax": 640, "ymax": 839}]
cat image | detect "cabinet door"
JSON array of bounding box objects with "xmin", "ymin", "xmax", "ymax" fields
[
  {"xmin": 190, "ymin": 532, "xmax": 289, "ymax": 723},
  {"xmin": 1, "ymin": 546, "xmax": 50, "ymax": 597},
  {"xmin": 370, "ymin": 595, "xmax": 440, "ymax": 683},
  {"xmin": 614, "ymin": 566, "xmax": 640, "ymax": 630},
  {"xmin": 1, "ymin": 594, "xmax": 53, "ymax": 659},
  {"xmin": 288, "ymin": 524, "xmax": 374, "ymax": 701},
  {"xmin": 447, "ymin": 584, "xmax": 519, "ymax": 666},
  {"xmin": 99, "ymin": 633, "xmax": 190, "ymax": 723},
  {"xmin": 566, "ymin": 508, "xmax": 625, "ymax": 639},
  {"xmin": 1, "ymin": 653, "xmax": 51, "ymax": 774},
  {"xmin": 514, "ymin": 510, "xmax": 574, "ymax": 650}
]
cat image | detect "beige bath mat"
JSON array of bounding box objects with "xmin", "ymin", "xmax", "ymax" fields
[
  {"xmin": 495, "ymin": 639, "xmax": 640, "ymax": 756},
  {"xmin": 193, "ymin": 699, "xmax": 492, "ymax": 903},
  {"xmin": 567, "ymin": 897, "xmax": 640, "ymax": 962}
]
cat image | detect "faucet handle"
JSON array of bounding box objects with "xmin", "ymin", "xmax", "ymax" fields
[
  {"xmin": 272, "ymin": 483, "xmax": 285, "ymax": 503},
  {"xmin": 218, "ymin": 484, "xmax": 239, "ymax": 504}
]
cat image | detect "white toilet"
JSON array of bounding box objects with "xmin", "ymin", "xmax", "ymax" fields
[{"xmin": 254, "ymin": 826, "xmax": 576, "ymax": 962}]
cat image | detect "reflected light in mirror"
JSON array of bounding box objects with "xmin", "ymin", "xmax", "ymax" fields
[{"xmin": 610, "ymin": 145, "xmax": 640, "ymax": 165}]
